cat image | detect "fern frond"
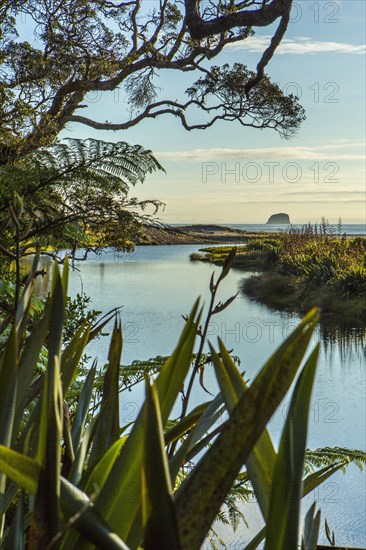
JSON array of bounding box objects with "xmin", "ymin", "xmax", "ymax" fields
[
  {"xmin": 28, "ymin": 138, "xmax": 164, "ymax": 191},
  {"xmin": 304, "ymin": 447, "xmax": 366, "ymax": 474},
  {"xmin": 1, "ymin": 138, "xmax": 163, "ymax": 206},
  {"xmin": 0, "ymin": 138, "xmax": 165, "ymax": 254},
  {"xmin": 119, "ymin": 356, "xmax": 166, "ymax": 388}
]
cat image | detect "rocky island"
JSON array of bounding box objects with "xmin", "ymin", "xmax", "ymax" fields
[{"xmin": 266, "ymin": 213, "xmax": 290, "ymax": 224}]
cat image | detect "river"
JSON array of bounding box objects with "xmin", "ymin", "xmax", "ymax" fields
[{"xmin": 36, "ymin": 244, "xmax": 366, "ymax": 548}]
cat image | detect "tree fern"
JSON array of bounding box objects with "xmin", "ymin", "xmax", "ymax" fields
[
  {"xmin": 7, "ymin": 138, "xmax": 164, "ymax": 203},
  {"xmin": 119, "ymin": 357, "xmax": 166, "ymax": 389},
  {"xmin": 27, "ymin": 139, "xmax": 164, "ymax": 194},
  {"xmin": 0, "ymin": 138, "xmax": 165, "ymax": 262},
  {"xmin": 304, "ymin": 447, "xmax": 366, "ymax": 475}
]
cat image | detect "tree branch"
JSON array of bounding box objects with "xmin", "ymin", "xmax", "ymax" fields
[
  {"xmin": 245, "ymin": 7, "xmax": 291, "ymax": 96},
  {"xmin": 0, "ymin": 242, "xmax": 16, "ymax": 260},
  {"xmin": 1, "ymin": 0, "xmax": 298, "ymax": 162},
  {"xmin": 66, "ymin": 79, "xmax": 304, "ymax": 138},
  {"xmin": 184, "ymin": 0, "xmax": 292, "ymax": 39}
]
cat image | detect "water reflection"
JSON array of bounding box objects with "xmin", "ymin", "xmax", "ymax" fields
[
  {"xmin": 21, "ymin": 246, "xmax": 365, "ymax": 545},
  {"xmin": 23, "ymin": 252, "xmax": 366, "ymax": 367},
  {"xmin": 320, "ymin": 320, "xmax": 366, "ymax": 366}
]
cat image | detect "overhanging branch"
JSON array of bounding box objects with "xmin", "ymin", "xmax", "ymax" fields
[
  {"xmin": 184, "ymin": 0, "xmax": 292, "ymax": 39},
  {"xmin": 245, "ymin": 8, "xmax": 291, "ymax": 96}
]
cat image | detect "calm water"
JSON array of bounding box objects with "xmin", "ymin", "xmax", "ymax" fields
[{"xmin": 38, "ymin": 245, "xmax": 366, "ymax": 547}]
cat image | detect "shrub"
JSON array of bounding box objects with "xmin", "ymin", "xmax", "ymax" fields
[{"xmin": 261, "ymin": 228, "xmax": 366, "ymax": 297}]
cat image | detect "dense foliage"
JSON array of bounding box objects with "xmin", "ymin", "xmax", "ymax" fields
[
  {"xmin": 0, "ymin": 138, "xmax": 163, "ymax": 257},
  {"xmin": 0, "ymin": 3, "xmax": 363, "ymax": 546},
  {"xmin": 0, "ymin": 253, "xmax": 365, "ymax": 549},
  {"xmin": 0, "ymin": 138, "xmax": 164, "ymax": 323},
  {"xmin": 266, "ymin": 223, "xmax": 366, "ymax": 297}
]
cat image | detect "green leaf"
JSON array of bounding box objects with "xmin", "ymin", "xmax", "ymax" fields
[
  {"xmin": 71, "ymin": 360, "xmax": 97, "ymax": 453},
  {"xmin": 245, "ymin": 527, "xmax": 266, "ymax": 550},
  {"xmin": 0, "ymin": 482, "xmax": 18, "ymax": 518},
  {"xmin": 88, "ymin": 308, "xmax": 119, "ymax": 344},
  {"xmin": 0, "ymin": 445, "xmax": 40, "ymax": 493},
  {"xmin": 246, "ymin": 462, "xmax": 347, "ymax": 548},
  {"xmin": 68, "ymin": 416, "xmax": 98, "ymax": 486},
  {"xmin": 324, "ymin": 517, "xmax": 335, "ymax": 546},
  {"xmin": 301, "ymin": 503, "xmax": 321, "ymax": 550},
  {"xmin": 212, "ymin": 339, "xmax": 276, "ymax": 519},
  {"xmin": 15, "ymin": 251, "xmax": 39, "ymax": 338},
  {"xmin": 81, "ymin": 435, "xmax": 127, "ymax": 494},
  {"xmin": 175, "ymin": 309, "xmax": 319, "ymax": 549},
  {"xmin": 32, "ymin": 357, "xmax": 63, "ymax": 547},
  {"xmin": 31, "ymin": 263, "xmax": 65, "ymax": 547},
  {"xmin": 60, "ymin": 322, "xmax": 91, "ymax": 396},
  {"xmin": 89, "ymin": 319, "xmax": 122, "ymax": 467},
  {"xmin": 63, "ymin": 400, "xmax": 75, "ymax": 470},
  {"xmin": 169, "ymin": 393, "xmax": 225, "ymax": 482},
  {"xmin": 155, "ymin": 300, "xmax": 201, "ymax": 422},
  {"xmin": 15, "ymin": 279, "xmax": 34, "ymax": 338},
  {"xmin": 60, "ymin": 478, "xmax": 131, "ymax": 550},
  {"xmin": 142, "ymin": 379, "xmax": 181, "ymax": 550},
  {"xmin": 265, "ymin": 345, "xmax": 320, "ymax": 550},
  {"xmin": 302, "ymin": 462, "xmax": 345, "ymax": 495},
  {"xmin": 164, "ymin": 402, "xmax": 210, "ymax": 446},
  {"xmin": 12, "ymin": 306, "xmax": 50, "ymax": 440},
  {"xmin": 91, "ymin": 300, "xmax": 200, "ymax": 548},
  {"xmin": 0, "ymin": 327, "xmax": 18, "ymax": 446},
  {"xmin": 0, "ymin": 327, "xmax": 18, "ymax": 535},
  {"xmin": 3, "ymin": 491, "xmax": 25, "ymax": 550}
]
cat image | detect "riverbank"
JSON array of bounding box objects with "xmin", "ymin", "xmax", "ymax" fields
[
  {"xmin": 191, "ymin": 233, "xmax": 366, "ymax": 322},
  {"xmin": 134, "ymin": 224, "xmax": 365, "ymax": 246},
  {"xmin": 190, "ymin": 245, "xmax": 268, "ymax": 270},
  {"xmin": 242, "ymin": 272, "xmax": 366, "ymax": 320}
]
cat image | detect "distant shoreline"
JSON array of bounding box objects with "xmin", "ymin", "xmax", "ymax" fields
[
  {"xmin": 134, "ymin": 223, "xmax": 365, "ymax": 245},
  {"xmin": 135, "ymin": 224, "xmax": 260, "ymax": 245}
]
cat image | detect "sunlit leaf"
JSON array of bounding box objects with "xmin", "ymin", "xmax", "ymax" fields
[
  {"xmin": 0, "ymin": 446, "xmax": 40, "ymax": 493},
  {"xmin": 265, "ymin": 345, "xmax": 319, "ymax": 550},
  {"xmin": 91, "ymin": 300, "xmax": 200, "ymax": 549},
  {"xmin": 175, "ymin": 309, "xmax": 319, "ymax": 549},
  {"xmin": 211, "ymin": 339, "xmax": 276, "ymax": 519},
  {"xmin": 31, "ymin": 263, "xmax": 65, "ymax": 547},
  {"xmin": 142, "ymin": 379, "xmax": 181, "ymax": 549},
  {"xmin": 89, "ymin": 319, "xmax": 122, "ymax": 467}
]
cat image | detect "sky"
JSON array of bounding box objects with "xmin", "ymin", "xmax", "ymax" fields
[{"xmin": 60, "ymin": 0, "xmax": 366, "ymax": 225}]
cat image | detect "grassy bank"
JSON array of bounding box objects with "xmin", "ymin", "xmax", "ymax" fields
[
  {"xmin": 242, "ymin": 272, "xmax": 366, "ymax": 319},
  {"xmin": 191, "ymin": 227, "xmax": 366, "ymax": 321}
]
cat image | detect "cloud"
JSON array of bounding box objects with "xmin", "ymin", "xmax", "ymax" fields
[
  {"xmin": 285, "ymin": 190, "xmax": 365, "ymax": 197},
  {"xmin": 240, "ymin": 199, "xmax": 363, "ymax": 204},
  {"xmin": 157, "ymin": 143, "xmax": 366, "ymax": 162},
  {"xmin": 227, "ymin": 35, "xmax": 366, "ymax": 55}
]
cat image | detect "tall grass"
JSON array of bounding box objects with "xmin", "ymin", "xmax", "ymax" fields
[{"xmin": 255, "ymin": 225, "xmax": 366, "ymax": 297}]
